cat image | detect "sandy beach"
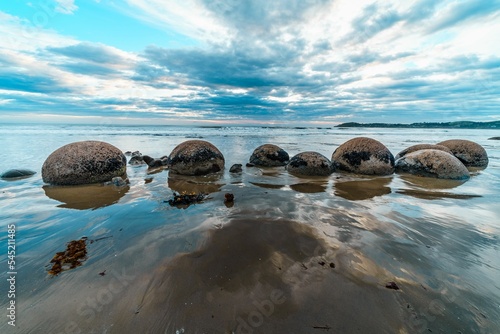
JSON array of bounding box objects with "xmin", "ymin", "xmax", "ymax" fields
[{"xmin": 0, "ymin": 124, "xmax": 499, "ymax": 333}]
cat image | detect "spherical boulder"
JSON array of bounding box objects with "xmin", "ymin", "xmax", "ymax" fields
[
  {"xmin": 395, "ymin": 149, "xmax": 470, "ymax": 180},
  {"xmin": 395, "ymin": 144, "xmax": 452, "ymax": 160},
  {"xmin": 42, "ymin": 141, "xmax": 126, "ymax": 185},
  {"xmin": 286, "ymin": 152, "xmax": 333, "ymax": 176},
  {"xmin": 436, "ymin": 139, "xmax": 488, "ymax": 168},
  {"xmin": 332, "ymin": 137, "xmax": 394, "ymax": 175},
  {"xmin": 169, "ymin": 140, "xmax": 224, "ymax": 176},
  {"xmin": 249, "ymin": 144, "xmax": 289, "ymax": 167}
]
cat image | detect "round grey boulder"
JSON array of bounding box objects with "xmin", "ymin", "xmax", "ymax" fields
[
  {"xmin": 286, "ymin": 152, "xmax": 333, "ymax": 176},
  {"xmin": 395, "ymin": 149, "xmax": 470, "ymax": 180},
  {"xmin": 332, "ymin": 137, "xmax": 394, "ymax": 175},
  {"xmin": 1, "ymin": 169, "xmax": 36, "ymax": 180},
  {"xmin": 395, "ymin": 144, "xmax": 452, "ymax": 160},
  {"xmin": 249, "ymin": 144, "xmax": 289, "ymax": 167},
  {"xmin": 42, "ymin": 141, "xmax": 126, "ymax": 185},
  {"xmin": 169, "ymin": 140, "xmax": 224, "ymax": 176},
  {"xmin": 437, "ymin": 139, "xmax": 488, "ymax": 168}
]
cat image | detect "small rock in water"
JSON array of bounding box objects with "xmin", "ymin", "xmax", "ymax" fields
[
  {"xmin": 385, "ymin": 281, "xmax": 400, "ymax": 290},
  {"xmin": 224, "ymin": 193, "xmax": 234, "ymax": 202},
  {"xmin": 129, "ymin": 155, "xmax": 145, "ymax": 165},
  {"xmin": 1, "ymin": 169, "xmax": 36, "ymax": 180},
  {"xmin": 160, "ymin": 156, "xmax": 169, "ymax": 166},
  {"xmin": 105, "ymin": 176, "xmax": 128, "ymax": 187},
  {"xmin": 143, "ymin": 155, "xmax": 164, "ymax": 168},
  {"xmin": 229, "ymin": 164, "xmax": 242, "ymax": 173},
  {"xmin": 166, "ymin": 192, "xmax": 206, "ymax": 206}
]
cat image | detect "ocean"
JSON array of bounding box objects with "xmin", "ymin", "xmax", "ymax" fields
[{"xmin": 0, "ymin": 123, "xmax": 499, "ymax": 333}]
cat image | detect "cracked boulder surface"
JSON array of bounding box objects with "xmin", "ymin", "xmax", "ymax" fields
[
  {"xmin": 437, "ymin": 139, "xmax": 488, "ymax": 168},
  {"xmin": 332, "ymin": 137, "xmax": 394, "ymax": 175},
  {"xmin": 249, "ymin": 144, "xmax": 289, "ymax": 167},
  {"xmin": 169, "ymin": 140, "xmax": 225, "ymax": 176},
  {"xmin": 395, "ymin": 144, "xmax": 453, "ymax": 160},
  {"xmin": 287, "ymin": 151, "xmax": 334, "ymax": 176},
  {"xmin": 395, "ymin": 149, "xmax": 470, "ymax": 180}
]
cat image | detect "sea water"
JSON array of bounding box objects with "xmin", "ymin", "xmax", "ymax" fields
[{"xmin": 0, "ymin": 124, "xmax": 499, "ymax": 333}]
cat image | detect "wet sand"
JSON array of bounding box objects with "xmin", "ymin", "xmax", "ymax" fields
[
  {"xmin": 7, "ymin": 173, "xmax": 500, "ymax": 334},
  {"xmin": 13, "ymin": 206, "xmax": 408, "ymax": 333},
  {"xmin": 1, "ymin": 125, "xmax": 499, "ymax": 333}
]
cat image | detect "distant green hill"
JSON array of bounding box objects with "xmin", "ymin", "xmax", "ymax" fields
[{"xmin": 336, "ymin": 121, "xmax": 500, "ymax": 129}]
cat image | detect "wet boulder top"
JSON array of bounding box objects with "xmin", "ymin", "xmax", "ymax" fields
[
  {"xmin": 168, "ymin": 140, "xmax": 225, "ymax": 176},
  {"xmin": 286, "ymin": 151, "xmax": 334, "ymax": 176},
  {"xmin": 249, "ymin": 143, "xmax": 290, "ymax": 167},
  {"xmin": 332, "ymin": 137, "xmax": 395, "ymax": 176},
  {"xmin": 42, "ymin": 141, "xmax": 126, "ymax": 186},
  {"xmin": 437, "ymin": 139, "xmax": 489, "ymax": 168},
  {"xmin": 395, "ymin": 149, "xmax": 470, "ymax": 180}
]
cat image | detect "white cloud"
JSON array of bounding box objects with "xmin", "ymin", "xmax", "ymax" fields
[
  {"xmin": 1, "ymin": 1, "xmax": 500, "ymax": 124},
  {"xmin": 124, "ymin": 0, "xmax": 231, "ymax": 45},
  {"xmin": 55, "ymin": 0, "xmax": 78, "ymax": 14}
]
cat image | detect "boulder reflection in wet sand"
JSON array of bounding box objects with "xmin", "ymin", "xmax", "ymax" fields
[
  {"xmin": 334, "ymin": 177, "xmax": 391, "ymax": 200},
  {"xmin": 290, "ymin": 182, "xmax": 327, "ymax": 193},
  {"xmin": 397, "ymin": 174, "xmax": 473, "ymax": 199},
  {"xmin": 249, "ymin": 182, "xmax": 285, "ymax": 190},
  {"xmin": 399, "ymin": 174, "xmax": 468, "ymax": 190},
  {"xmin": 396, "ymin": 189, "xmax": 482, "ymax": 200},
  {"xmin": 113, "ymin": 218, "xmax": 404, "ymax": 333},
  {"xmin": 167, "ymin": 173, "xmax": 224, "ymax": 194},
  {"xmin": 43, "ymin": 183, "xmax": 129, "ymax": 210}
]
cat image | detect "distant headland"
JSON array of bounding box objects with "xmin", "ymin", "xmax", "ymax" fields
[{"xmin": 336, "ymin": 121, "xmax": 499, "ymax": 129}]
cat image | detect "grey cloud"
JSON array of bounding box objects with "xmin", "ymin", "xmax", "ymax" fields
[
  {"xmin": 47, "ymin": 42, "xmax": 127, "ymax": 64},
  {"xmin": 202, "ymin": 0, "xmax": 333, "ymax": 37},
  {"xmin": 131, "ymin": 62, "xmax": 173, "ymax": 87},
  {"xmin": 428, "ymin": 0, "xmax": 500, "ymax": 33},
  {"xmin": 341, "ymin": 3, "xmax": 401, "ymax": 44},
  {"xmin": 142, "ymin": 46, "xmax": 291, "ymax": 88},
  {"xmin": 0, "ymin": 73, "xmax": 71, "ymax": 94},
  {"xmin": 59, "ymin": 62, "xmax": 119, "ymax": 76},
  {"xmin": 405, "ymin": 0, "xmax": 440, "ymax": 22},
  {"xmin": 2, "ymin": 0, "xmax": 500, "ymax": 124}
]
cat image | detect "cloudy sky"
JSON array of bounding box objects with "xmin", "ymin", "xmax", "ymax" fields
[{"xmin": 1, "ymin": 0, "xmax": 499, "ymax": 125}]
